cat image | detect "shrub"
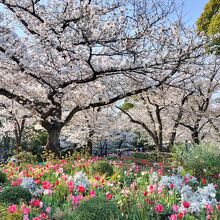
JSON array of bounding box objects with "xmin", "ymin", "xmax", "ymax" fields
[
  {"xmin": 92, "ymin": 161, "xmax": 114, "ymax": 177},
  {"xmin": 71, "ymin": 196, "xmax": 121, "ymax": 220},
  {"xmin": 132, "ymin": 152, "xmax": 147, "ymax": 159},
  {"xmin": 28, "ymin": 130, "xmax": 47, "ymax": 162},
  {"xmin": 14, "ymin": 151, "xmax": 36, "ymax": 164},
  {"xmin": 132, "ymin": 152, "xmax": 171, "ymax": 163},
  {"xmin": 0, "ymin": 171, "xmax": 9, "ymax": 186},
  {"xmin": 171, "ymin": 144, "xmax": 220, "ymax": 177},
  {"xmin": 0, "ymin": 186, "xmax": 32, "ymax": 204}
]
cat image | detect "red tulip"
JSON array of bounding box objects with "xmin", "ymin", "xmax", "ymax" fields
[
  {"xmin": 106, "ymin": 193, "xmax": 113, "ymax": 200},
  {"xmin": 183, "ymin": 201, "xmax": 190, "ymax": 208},
  {"xmin": 154, "ymin": 204, "xmax": 164, "ymax": 213},
  {"xmin": 78, "ymin": 185, "xmax": 85, "ymax": 193},
  {"xmin": 201, "ymin": 178, "xmax": 206, "ymax": 185}
]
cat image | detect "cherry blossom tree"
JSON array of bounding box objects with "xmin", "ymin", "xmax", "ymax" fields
[
  {"xmin": 118, "ymin": 57, "xmax": 220, "ymax": 150},
  {"xmin": 0, "ymin": 97, "xmax": 37, "ymax": 151},
  {"xmin": 0, "ymin": 0, "xmax": 204, "ymax": 156},
  {"xmin": 117, "ymin": 85, "xmax": 195, "ymax": 151},
  {"xmin": 178, "ymin": 58, "xmax": 220, "ymax": 144},
  {"xmin": 62, "ymin": 105, "xmax": 134, "ymax": 155}
]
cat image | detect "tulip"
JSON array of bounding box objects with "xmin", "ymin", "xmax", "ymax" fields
[
  {"xmin": 7, "ymin": 205, "xmax": 17, "ymax": 214},
  {"xmin": 182, "ymin": 201, "xmax": 190, "ymax": 208},
  {"xmin": 154, "ymin": 204, "xmax": 164, "ymax": 213},
  {"xmin": 169, "ymin": 214, "xmax": 177, "ymax": 220},
  {"xmin": 106, "ymin": 193, "xmax": 113, "ymax": 200}
]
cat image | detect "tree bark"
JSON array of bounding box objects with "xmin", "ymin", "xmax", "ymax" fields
[
  {"xmin": 191, "ymin": 130, "xmax": 200, "ymax": 145},
  {"xmin": 45, "ymin": 128, "xmax": 62, "ymax": 158},
  {"xmin": 14, "ymin": 117, "xmax": 26, "ymax": 153},
  {"xmin": 86, "ymin": 138, "xmax": 93, "ymax": 155},
  {"xmin": 155, "ymin": 105, "xmax": 164, "ymax": 152}
]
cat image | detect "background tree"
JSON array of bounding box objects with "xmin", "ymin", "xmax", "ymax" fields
[
  {"xmin": 62, "ymin": 105, "xmax": 134, "ymax": 155},
  {"xmin": 178, "ymin": 59, "xmax": 220, "ymax": 144},
  {"xmin": 197, "ymin": 0, "xmax": 220, "ymax": 54},
  {"xmin": 118, "ymin": 58, "xmax": 220, "ymax": 149},
  {"xmin": 118, "ymin": 86, "xmax": 194, "ymax": 151},
  {"xmin": 0, "ymin": 97, "xmax": 36, "ymax": 151}
]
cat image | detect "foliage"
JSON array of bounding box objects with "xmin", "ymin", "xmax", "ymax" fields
[
  {"xmin": 28, "ymin": 130, "xmax": 48, "ymax": 162},
  {"xmin": 171, "ymin": 144, "xmax": 220, "ymax": 177},
  {"xmin": 120, "ymin": 102, "xmax": 135, "ymax": 111},
  {"xmin": 132, "ymin": 152, "xmax": 171, "ymax": 163},
  {"xmin": 21, "ymin": 177, "xmax": 43, "ymax": 197},
  {"xmin": 197, "ymin": 0, "xmax": 220, "ymax": 33},
  {"xmin": 71, "ymin": 196, "xmax": 121, "ymax": 220},
  {"xmin": 0, "ymin": 186, "xmax": 32, "ymax": 205},
  {"xmin": 132, "ymin": 152, "xmax": 148, "ymax": 159},
  {"xmin": 197, "ymin": 0, "xmax": 220, "ymax": 54},
  {"xmin": 0, "ymin": 170, "xmax": 9, "ymax": 186},
  {"xmin": 13, "ymin": 151, "xmax": 37, "ymax": 164},
  {"xmin": 0, "ymin": 205, "xmax": 8, "ymax": 219},
  {"xmin": 0, "ymin": 156, "xmax": 219, "ymax": 219},
  {"xmin": 132, "ymin": 133, "xmax": 155, "ymax": 151},
  {"xmin": 92, "ymin": 161, "xmax": 114, "ymax": 177},
  {"xmin": 4, "ymin": 212, "xmax": 22, "ymax": 220}
]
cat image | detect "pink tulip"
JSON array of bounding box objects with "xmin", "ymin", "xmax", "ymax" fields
[
  {"xmin": 169, "ymin": 214, "xmax": 177, "ymax": 220},
  {"xmin": 72, "ymin": 195, "xmax": 83, "ymax": 206},
  {"xmin": 23, "ymin": 215, "xmax": 30, "ymax": 220},
  {"xmin": 46, "ymin": 207, "xmax": 51, "ymax": 214},
  {"xmin": 90, "ymin": 190, "xmax": 95, "ymax": 198},
  {"xmin": 22, "ymin": 207, "xmax": 31, "ymax": 215},
  {"xmin": 172, "ymin": 204, "xmax": 179, "ymax": 213},
  {"xmin": 7, "ymin": 205, "xmax": 17, "ymax": 214},
  {"xmin": 148, "ymin": 184, "xmax": 157, "ymax": 193},
  {"xmin": 67, "ymin": 181, "xmax": 74, "ymax": 193}
]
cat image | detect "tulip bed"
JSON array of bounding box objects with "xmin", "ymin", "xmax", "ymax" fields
[{"xmin": 0, "ymin": 157, "xmax": 219, "ymax": 220}]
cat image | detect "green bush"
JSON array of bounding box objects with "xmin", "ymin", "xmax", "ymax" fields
[
  {"xmin": 28, "ymin": 130, "xmax": 47, "ymax": 162},
  {"xmin": 92, "ymin": 161, "xmax": 114, "ymax": 177},
  {"xmin": 132, "ymin": 152, "xmax": 171, "ymax": 163},
  {"xmin": 14, "ymin": 151, "xmax": 36, "ymax": 164},
  {"xmin": 0, "ymin": 186, "xmax": 32, "ymax": 204},
  {"xmin": 171, "ymin": 144, "xmax": 220, "ymax": 177},
  {"xmin": 132, "ymin": 152, "xmax": 147, "ymax": 159},
  {"xmin": 0, "ymin": 171, "xmax": 9, "ymax": 186},
  {"xmin": 71, "ymin": 196, "xmax": 121, "ymax": 220}
]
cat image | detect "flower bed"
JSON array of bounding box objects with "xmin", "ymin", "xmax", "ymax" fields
[{"xmin": 0, "ymin": 158, "xmax": 219, "ymax": 220}]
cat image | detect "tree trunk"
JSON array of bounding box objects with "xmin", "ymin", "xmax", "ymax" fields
[
  {"xmin": 46, "ymin": 128, "xmax": 62, "ymax": 158},
  {"xmin": 192, "ymin": 130, "xmax": 200, "ymax": 145},
  {"xmin": 14, "ymin": 118, "xmax": 26, "ymax": 153},
  {"xmin": 86, "ymin": 139, "xmax": 93, "ymax": 155},
  {"xmin": 168, "ymin": 131, "xmax": 176, "ymax": 147},
  {"xmin": 85, "ymin": 128, "xmax": 94, "ymax": 155},
  {"xmin": 157, "ymin": 142, "xmax": 164, "ymax": 152}
]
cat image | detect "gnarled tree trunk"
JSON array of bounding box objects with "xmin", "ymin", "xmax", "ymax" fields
[
  {"xmin": 45, "ymin": 128, "xmax": 62, "ymax": 158},
  {"xmin": 42, "ymin": 118, "xmax": 63, "ymax": 158},
  {"xmin": 14, "ymin": 117, "xmax": 26, "ymax": 152}
]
